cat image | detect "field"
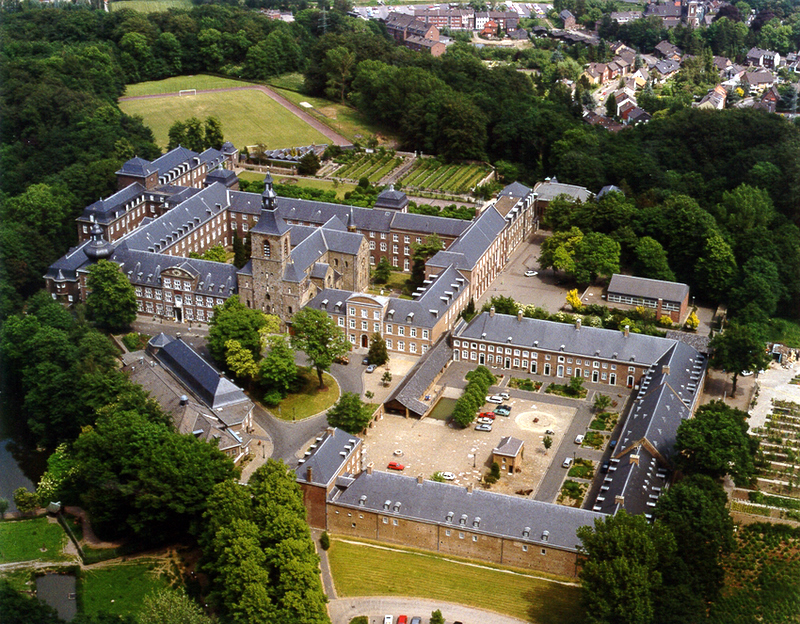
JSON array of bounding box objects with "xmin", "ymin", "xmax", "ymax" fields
[
  {"xmin": 81, "ymin": 560, "xmax": 172, "ymax": 618},
  {"xmin": 327, "ymin": 538, "xmax": 584, "ymax": 624},
  {"xmin": 119, "ymin": 88, "xmax": 328, "ymax": 151},
  {"xmin": 110, "ymin": 0, "xmax": 191, "ymax": 12},
  {"xmin": 123, "ymin": 75, "xmax": 255, "ymax": 98},
  {"xmin": 270, "ymin": 85, "xmax": 393, "ymax": 145},
  {"xmin": 272, "ymin": 368, "xmax": 339, "ymax": 421},
  {"xmin": 238, "ymin": 171, "xmax": 356, "ymax": 200},
  {"xmin": 333, "ymin": 152, "xmax": 405, "ymax": 184},
  {"xmin": 0, "ymin": 517, "xmax": 70, "ymax": 564},
  {"xmin": 399, "ymin": 159, "xmax": 491, "ymax": 195},
  {"xmin": 752, "ymin": 400, "xmax": 800, "ymax": 505}
]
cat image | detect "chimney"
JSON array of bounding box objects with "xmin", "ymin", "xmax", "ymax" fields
[
  {"xmin": 366, "ymin": 462, "xmax": 374, "ymax": 475},
  {"xmin": 575, "ymin": 318, "xmax": 581, "ymax": 330},
  {"xmin": 467, "ymin": 484, "xmax": 474, "ymax": 494},
  {"xmin": 615, "ymin": 494, "xmax": 625, "ymax": 505},
  {"xmin": 624, "ymin": 325, "xmax": 630, "ymax": 337},
  {"xmin": 517, "ymin": 310, "xmax": 523, "ymax": 322},
  {"xmin": 417, "ymin": 474, "xmax": 424, "ymax": 484},
  {"xmin": 327, "ymin": 426, "xmax": 335, "ymax": 435},
  {"xmin": 306, "ymin": 466, "xmax": 313, "ymax": 482},
  {"xmin": 630, "ymin": 454, "xmax": 640, "ymax": 465},
  {"xmin": 662, "ymin": 365, "xmax": 670, "ymax": 375},
  {"xmin": 179, "ymin": 395, "xmax": 188, "ymax": 406},
  {"xmin": 490, "ymin": 306, "xmax": 495, "ymax": 317}
]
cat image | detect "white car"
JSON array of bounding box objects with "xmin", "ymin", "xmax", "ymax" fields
[
  {"xmin": 740, "ymin": 370, "xmax": 754, "ymax": 376},
  {"xmin": 525, "ymin": 270, "xmax": 538, "ymax": 277},
  {"xmin": 499, "ymin": 392, "xmax": 510, "ymax": 400},
  {"xmin": 562, "ymin": 457, "xmax": 573, "ymax": 468},
  {"xmin": 441, "ymin": 472, "xmax": 456, "ymax": 481},
  {"xmin": 486, "ymin": 395, "xmax": 503, "ymax": 404},
  {"xmin": 574, "ymin": 434, "xmax": 584, "ymax": 445},
  {"xmin": 475, "ymin": 423, "xmax": 493, "ymax": 432},
  {"xmin": 476, "ymin": 417, "xmax": 493, "ymax": 425}
]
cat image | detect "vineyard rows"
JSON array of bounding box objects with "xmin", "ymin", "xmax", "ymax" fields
[
  {"xmin": 400, "ymin": 160, "xmax": 490, "ymax": 194},
  {"xmin": 334, "ymin": 153, "xmax": 403, "ymax": 183}
]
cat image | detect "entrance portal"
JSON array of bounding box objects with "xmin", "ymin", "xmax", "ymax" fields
[{"xmin": 361, "ymin": 334, "xmax": 369, "ymax": 348}]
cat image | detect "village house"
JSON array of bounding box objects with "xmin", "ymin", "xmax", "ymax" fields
[{"xmin": 606, "ymin": 274, "xmax": 690, "ymax": 323}]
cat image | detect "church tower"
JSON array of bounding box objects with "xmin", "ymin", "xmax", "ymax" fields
[{"xmin": 249, "ymin": 173, "xmax": 292, "ymax": 319}]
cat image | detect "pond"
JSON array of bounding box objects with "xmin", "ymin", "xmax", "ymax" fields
[
  {"xmin": 37, "ymin": 573, "xmax": 77, "ymax": 622},
  {"xmin": 426, "ymin": 397, "xmax": 458, "ymax": 421}
]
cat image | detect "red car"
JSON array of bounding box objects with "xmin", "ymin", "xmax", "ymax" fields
[
  {"xmin": 398, "ymin": 617, "xmax": 408, "ymax": 624},
  {"xmin": 478, "ymin": 411, "xmax": 496, "ymax": 419},
  {"xmin": 387, "ymin": 461, "xmax": 405, "ymax": 471}
]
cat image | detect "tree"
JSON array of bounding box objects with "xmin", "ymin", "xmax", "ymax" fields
[
  {"xmin": 86, "ymin": 260, "xmax": 137, "ymax": 332},
  {"xmin": 633, "ymin": 237, "xmax": 675, "ymax": 282},
  {"xmin": 655, "ymin": 474, "xmax": 734, "ymax": 602},
  {"xmin": 409, "ymin": 234, "xmax": 444, "ymax": 290},
  {"xmin": 13, "ymin": 487, "xmax": 38, "ymax": 514},
  {"xmin": 568, "ymin": 375, "xmax": 584, "ymax": 397},
  {"xmin": 381, "ymin": 370, "xmax": 393, "ymax": 387},
  {"xmin": 685, "ymin": 310, "xmax": 699, "ymax": 331},
  {"xmin": 694, "ymin": 233, "xmax": 737, "ymax": 302},
  {"xmin": 481, "ymin": 295, "xmax": 519, "ymax": 316},
  {"xmin": 0, "ymin": 580, "xmax": 62, "ymax": 624},
  {"xmin": 709, "ymin": 324, "xmax": 771, "ymax": 394},
  {"xmin": 566, "ymin": 289, "xmax": 583, "ymax": 311},
  {"xmin": 208, "ymin": 296, "xmax": 268, "ymax": 367},
  {"xmin": 138, "ymin": 590, "xmax": 212, "ymax": 624},
  {"xmin": 675, "ymin": 400, "xmax": 759, "ymax": 485},
  {"xmin": 290, "ymin": 307, "xmax": 350, "ymax": 388},
  {"xmin": 168, "ymin": 120, "xmax": 187, "ymax": 150},
  {"xmin": 297, "ymin": 151, "xmax": 321, "ymax": 175},
  {"xmin": 572, "ymin": 232, "xmax": 620, "ymax": 284},
  {"xmin": 324, "ymin": 46, "xmax": 357, "ymax": 103},
  {"xmin": 204, "ymin": 116, "xmax": 224, "ymax": 150},
  {"xmin": 326, "ymin": 392, "xmax": 373, "ymax": 434},
  {"xmin": 594, "ymin": 394, "xmax": 612, "ymax": 412},
  {"xmin": 201, "ymin": 244, "xmax": 227, "ymax": 263},
  {"xmin": 367, "ymin": 333, "xmax": 389, "ymax": 366},
  {"xmin": 373, "ymin": 257, "xmax": 391, "ymax": 283},
  {"xmin": 538, "ymin": 227, "xmax": 583, "ymax": 274},
  {"xmin": 259, "ymin": 335, "xmax": 298, "ymax": 395},
  {"xmin": 0, "ymin": 498, "xmax": 8, "ymax": 515},
  {"xmin": 577, "ymin": 510, "xmax": 675, "ymax": 624},
  {"xmin": 543, "ymin": 435, "xmax": 553, "ymax": 454},
  {"xmin": 430, "ymin": 610, "xmax": 445, "ymax": 624},
  {"xmin": 225, "ymin": 339, "xmax": 259, "ymax": 382}
]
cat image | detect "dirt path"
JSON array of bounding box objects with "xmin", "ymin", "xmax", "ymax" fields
[{"xmin": 120, "ymin": 85, "xmax": 351, "ymax": 146}]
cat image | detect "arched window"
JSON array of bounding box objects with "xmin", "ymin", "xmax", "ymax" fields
[{"xmin": 263, "ymin": 241, "xmax": 271, "ymax": 258}]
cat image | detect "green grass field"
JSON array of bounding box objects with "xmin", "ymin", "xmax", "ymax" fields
[
  {"xmin": 119, "ymin": 89, "xmax": 328, "ymax": 152},
  {"xmin": 239, "ymin": 172, "xmax": 357, "ymax": 200},
  {"xmin": 0, "ymin": 518, "xmax": 70, "ymax": 564},
  {"xmin": 110, "ymin": 0, "xmax": 191, "ymax": 12},
  {"xmin": 81, "ymin": 560, "xmax": 171, "ymax": 618},
  {"xmin": 273, "ymin": 368, "xmax": 339, "ymax": 421},
  {"xmin": 123, "ymin": 75, "xmax": 256, "ymax": 98},
  {"xmin": 327, "ymin": 539, "xmax": 584, "ymax": 624}
]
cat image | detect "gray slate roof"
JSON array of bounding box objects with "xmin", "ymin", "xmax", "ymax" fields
[
  {"xmin": 251, "ymin": 207, "xmax": 291, "ymax": 236},
  {"xmin": 533, "ymin": 178, "xmax": 593, "ymax": 203},
  {"xmin": 608, "ymin": 274, "xmax": 689, "ymax": 304},
  {"xmin": 116, "ymin": 157, "xmax": 155, "ymax": 177},
  {"xmin": 386, "ymin": 334, "xmax": 453, "ymax": 417},
  {"xmin": 78, "ymin": 183, "xmax": 149, "ymax": 224},
  {"xmin": 295, "ymin": 428, "xmax": 362, "ymax": 487},
  {"xmin": 330, "ymin": 470, "xmax": 603, "ymax": 552},
  {"xmin": 428, "ymin": 207, "xmax": 506, "ymax": 271},
  {"xmin": 456, "ymin": 312, "xmax": 676, "ymax": 365},
  {"xmin": 498, "ymin": 181, "xmax": 532, "ymax": 198},
  {"xmin": 150, "ymin": 334, "xmax": 249, "ymax": 410},
  {"xmin": 494, "ymin": 436, "xmax": 524, "ymax": 457}
]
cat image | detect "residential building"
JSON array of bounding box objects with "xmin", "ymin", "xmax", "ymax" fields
[
  {"xmin": 493, "ymin": 436, "xmax": 524, "ymax": 474},
  {"xmin": 560, "ymin": 9, "xmax": 576, "ymax": 29},
  {"xmin": 606, "ymin": 274, "xmax": 690, "ymax": 323},
  {"xmin": 746, "ymin": 47, "xmax": 780, "ymax": 70},
  {"xmin": 531, "ymin": 177, "xmax": 593, "ymax": 221}
]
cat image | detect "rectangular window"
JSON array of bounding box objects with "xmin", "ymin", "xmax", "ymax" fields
[
  {"xmin": 410, "ymin": 328, "xmax": 417, "ymax": 338},
  {"xmin": 369, "ymin": 241, "xmax": 375, "ymax": 250},
  {"xmin": 373, "ymin": 310, "xmax": 380, "ymax": 320},
  {"xmin": 383, "ymin": 517, "xmax": 388, "ymax": 524},
  {"xmin": 381, "ymin": 233, "xmax": 386, "ymax": 240},
  {"xmin": 361, "ymin": 309, "xmax": 368, "ymax": 318},
  {"xmin": 386, "ymin": 339, "xmax": 393, "ymax": 349},
  {"xmin": 185, "ymin": 294, "xmax": 193, "ymax": 305},
  {"xmin": 135, "ymin": 287, "xmax": 142, "ymax": 296},
  {"xmin": 154, "ymin": 290, "xmax": 162, "ymax": 300},
  {"xmin": 393, "ymin": 519, "xmax": 398, "ymax": 526},
  {"xmin": 522, "ymin": 545, "xmax": 528, "ymax": 552},
  {"xmin": 393, "ymin": 234, "xmax": 398, "ymax": 242},
  {"xmin": 349, "ymin": 307, "xmax": 356, "ymax": 316},
  {"xmin": 349, "ymin": 319, "xmax": 355, "ymax": 329},
  {"xmin": 380, "ymin": 242, "xmax": 387, "ymax": 251},
  {"xmin": 445, "ymin": 529, "xmax": 451, "ymax": 537},
  {"xmin": 398, "ymin": 341, "xmax": 405, "ymax": 351},
  {"xmin": 410, "ymin": 343, "xmax": 417, "ymax": 353},
  {"xmin": 392, "ymin": 245, "xmax": 398, "ymax": 254},
  {"xmin": 374, "ymin": 322, "xmax": 380, "ymax": 332},
  {"xmin": 404, "ymin": 235, "xmax": 410, "ymax": 243},
  {"xmin": 386, "ymin": 324, "xmax": 393, "ymax": 334},
  {"xmin": 422, "ymin": 329, "xmax": 429, "ymax": 339},
  {"xmin": 165, "ymin": 291, "xmax": 173, "ymax": 303},
  {"xmin": 472, "ymin": 535, "xmax": 478, "ymax": 542},
  {"xmin": 361, "ymin": 320, "xmax": 368, "ymax": 331},
  {"xmin": 338, "ymin": 317, "xmax": 345, "ymax": 327},
  {"xmin": 398, "ymin": 326, "xmax": 405, "ymax": 336},
  {"xmin": 163, "ymin": 278, "xmax": 172, "ymax": 289}
]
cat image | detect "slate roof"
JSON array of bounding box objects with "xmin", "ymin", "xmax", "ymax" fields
[
  {"xmin": 498, "ymin": 181, "xmax": 532, "ymax": 198},
  {"xmin": 607, "ymin": 274, "xmax": 689, "ymax": 305},
  {"xmin": 493, "ymin": 436, "xmax": 524, "ymax": 457},
  {"xmin": 457, "ymin": 312, "xmax": 676, "ymax": 365},
  {"xmin": 295, "ymin": 428, "xmax": 362, "ymax": 487},
  {"xmin": 78, "ymin": 183, "xmax": 149, "ymax": 225},
  {"xmin": 427, "ymin": 207, "xmax": 506, "ymax": 271},
  {"xmin": 150, "ymin": 146, "xmax": 200, "ymax": 179},
  {"xmin": 374, "ymin": 185, "xmax": 409, "ymax": 210},
  {"xmin": 116, "ymin": 157, "xmax": 155, "ymax": 177},
  {"xmin": 655, "ymin": 59, "xmax": 681, "ymax": 75},
  {"xmin": 43, "ymin": 239, "xmax": 94, "ymax": 283},
  {"xmin": 251, "ymin": 206, "xmax": 291, "ymax": 236},
  {"xmin": 387, "ymin": 264, "xmax": 469, "ymax": 328},
  {"xmin": 205, "ymin": 168, "xmax": 238, "ymax": 188},
  {"xmin": 330, "ymin": 470, "xmax": 603, "ymax": 552},
  {"xmin": 385, "ymin": 333, "xmax": 454, "ymax": 417},
  {"xmin": 533, "ymin": 178, "xmax": 593, "ymax": 203},
  {"xmin": 597, "ymin": 185, "xmax": 624, "ymax": 199},
  {"xmin": 150, "ymin": 334, "xmax": 250, "ymax": 410}
]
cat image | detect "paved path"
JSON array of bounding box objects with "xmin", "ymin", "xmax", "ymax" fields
[
  {"xmin": 328, "ymin": 597, "xmax": 529, "ymax": 624},
  {"xmin": 120, "ymin": 85, "xmax": 351, "ymax": 146}
]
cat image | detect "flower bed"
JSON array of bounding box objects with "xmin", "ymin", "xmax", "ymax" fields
[
  {"xmin": 589, "ymin": 411, "xmax": 619, "ymax": 432},
  {"xmin": 568, "ymin": 458, "xmax": 595, "ymax": 480},
  {"xmin": 508, "ymin": 377, "xmax": 542, "ymax": 392}
]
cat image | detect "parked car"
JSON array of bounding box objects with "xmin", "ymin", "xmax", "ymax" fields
[
  {"xmin": 740, "ymin": 370, "xmax": 754, "ymax": 376},
  {"xmin": 486, "ymin": 395, "xmax": 503, "ymax": 404},
  {"xmin": 495, "ymin": 405, "xmax": 511, "ymax": 416},
  {"xmin": 387, "ymin": 461, "xmax": 405, "ymax": 471},
  {"xmin": 562, "ymin": 457, "xmax": 573, "ymax": 468},
  {"xmin": 334, "ymin": 355, "xmax": 349, "ymax": 364},
  {"xmin": 601, "ymin": 460, "xmax": 610, "ymax": 473},
  {"xmin": 574, "ymin": 434, "xmax": 584, "ymax": 444},
  {"xmin": 366, "ymin": 364, "xmax": 377, "ymax": 373},
  {"xmin": 410, "ymin": 618, "xmax": 422, "ymax": 624},
  {"xmin": 476, "ymin": 417, "xmax": 494, "ymax": 425},
  {"xmin": 384, "ymin": 617, "xmax": 393, "ymax": 624},
  {"xmin": 525, "ymin": 270, "xmax": 538, "ymax": 277},
  {"xmin": 440, "ymin": 472, "xmax": 456, "ymax": 481},
  {"xmin": 609, "ymin": 439, "xmax": 617, "ymax": 449},
  {"xmin": 362, "ymin": 357, "xmax": 370, "ymax": 365},
  {"xmin": 545, "ymin": 429, "xmax": 555, "ymax": 435},
  {"xmin": 478, "ymin": 411, "xmax": 496, "ymax": 419},
  {"xmin": 499, "ymin": 392, "xmax": 510, "ymax": 400},
  {"xmin": 398, "ymin": 617, "xmax": 407, "ymax": 624},
  {"xmin": 475, "ymin": 423, "xmax": 493, "ymax": 432}
]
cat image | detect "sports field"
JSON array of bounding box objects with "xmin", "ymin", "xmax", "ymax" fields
[
  {"xmin": 119, "ymin": 89, "xmax": 329, "ymax": 152},
  {"xmin": 123, "ymin": 76, "xmax": 255, "ymax": 98},
  {"xmin": 110, "ymin": 0, "xmax": 191, "ymax": 12}
]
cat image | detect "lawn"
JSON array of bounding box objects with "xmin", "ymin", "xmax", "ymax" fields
[
  {"xmin": 119, "ymin": 89, "xmax": 328, "ymax": 152},
  {"xmin": 568, "ymin": 458, "xmax": 595, "ymax": 480},
  {"xmin": 110, "ymin": 0, "xmax": 191, "ymax": 12},
  {"xmin": 327, "ymin": 539, "xmax": 583, "ymax": 624},
  {"xmin": 370, "ymin": 270, "xmax": 412, "ymax": 297},
  {"xmin": 123, "ymin": 75, "xmax": 255, "ymax": 98},
  {"xmin": 273, "ymin": 368, "xmax": 339, "ymax": 421},
  {"xmin": 80, "ymin": 560, "xmax": 171, "ymax": 618},
  {"xmin": 270, "ymin": 87, "xmax": 394, "ymax": 145},
  {"xmin": 0, "ymin": 518, "xmax": 70, "ymax": 564},
  {"xmin": 239, "ymin": 171, "xmax": 356, "ymax": 199}
]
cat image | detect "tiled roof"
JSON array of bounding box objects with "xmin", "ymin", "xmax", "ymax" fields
[
  {"xmin": 295, "ymin": 428, "xmax": 362, "ymax": 486},
  {"xmin": 607, "ymin": 274, "xmax": 689, "ymax": 304},
  {"xmin": 330, "ymin": 470, "xmax": 604, "ymax": 552}
]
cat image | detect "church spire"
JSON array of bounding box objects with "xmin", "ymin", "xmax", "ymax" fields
[{"xmin": 262, "ymin": 172, "xmax": 277, "ymax": 210}]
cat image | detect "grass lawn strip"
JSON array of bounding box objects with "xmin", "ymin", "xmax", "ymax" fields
[
  {"xmin": 111, "ymin": 0, "xmax": 191, "ymax": 12},
  {"xmin": 119, "ymin": 89, "xmax": 327, "ymax": 152},
  {"xmin": 273, "ymin": 368, "xmax": 339, "ymax": 421},
  {"xmin": 0, "ymin": 517, "xmax": 70, "ymax": 564},
  {"xmin": 81, "ymin": 560, "xmax": 171, "ymax": 618},
  {"xmin": 123, "ymin": 75, "xmax": 254, "ymax": 97},
  {"xmin": 328, "ymin": 538, "xmax": 583, "ymax": 624}
]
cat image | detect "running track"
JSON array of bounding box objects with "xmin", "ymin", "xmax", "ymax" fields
[{"xmin": 119, "ymin": 85, "xmax": 351, "ymax": 146}]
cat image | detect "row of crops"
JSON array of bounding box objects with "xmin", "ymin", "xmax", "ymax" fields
[
  {"xmin": 333, "ymin": 153, "xmax": 404, "ymax": 183},
  {"xmin": 399, "ymin": 160, "xmax": 491, "ymax": 194},
  {"xmin": 751, "ymin": 400, "xmax": 800, "ymax": 498}
]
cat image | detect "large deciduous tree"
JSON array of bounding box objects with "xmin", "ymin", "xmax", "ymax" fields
[
  {"xmin": 208, "ymin": 296, "xmax": 268, "ymax": 367},
  {"xmin": 367, "ymin": 333, "xmax": 388, "ymax": 366},
  {"xmin": 572, "ymin": 232, "xmax": 620, "ymax": 284},
  {"xmin": 290, "ymin": 307, "xmax": 350, "ymax": 388},
  {"xmin": 86, "ymin": 259, "xmax": 137, "ymax": 332},
  {"xmin": 260, "ymin": 335, "xmax": 298, "ymax": 395},
  {"xmin": 138, "ymin": 590, "xmax": 212, "ymax": 624},
  {"xmin": 709, "ymin": 323, "xmax": 771, "ymax": 393},
  {"xmin": 675, "ymin": 400, "xmax": 759, "ymax": 485},
  {"xmin": 326, "ymin": 392, "xmax": 373, "ymax": 434}
]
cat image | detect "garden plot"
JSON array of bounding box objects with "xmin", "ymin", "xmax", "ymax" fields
[
  {"xmin": 332, "ymin": 152, "xmax": 404, "ymax": 183},
  {"xmin": 752, "ymin": 400, "xmax": 800, "ymax": 498},
  {"xmin": 399, "ymin": 159, "xmax": 491, "ymax": 194}
]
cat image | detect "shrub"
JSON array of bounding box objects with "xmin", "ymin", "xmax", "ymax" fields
[
  {"xmin": 490, "ymin": 462, "xmax": 501, "ymax": 479},
  {"xmin": 320, "ymin": 531, "xmax": 330, "ymax": 550},
  {"xmin": 263, "ymin": 390, "xmax": 283, "ymax": 407}
]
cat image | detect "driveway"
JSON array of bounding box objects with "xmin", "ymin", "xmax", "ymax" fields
[{"xmin": 328, "ymin": 597, "xmax": 528, "ymax": 624}]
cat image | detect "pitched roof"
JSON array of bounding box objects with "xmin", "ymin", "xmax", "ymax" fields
[
  {"xmin": 251, "ymin": 207, "xmax": 291, "ymax": 236},
  {"xmin": 386, "ymin": 333, "xmax": 454, "ymax": 417},
  {"xmin": 493, "ymin": 436, "xmax": 524, "ymax": 457},
  {"xmin": 295, "ymin": 428, "xmax": 362, "ymax": 487},
  {"xmin": 533, "ymin": 178, "xmax": 593, "ymax": 203},
  {"xmin": 427, "ymin": 207, "xmax": 506, "ymax": 271},
  {"xmin": 607, "ymin": 274, "xmax": 689, "ymax": 304},
  {"xmin": 116, "ymin": 157, "xmax": 155, "ymax": 177}
]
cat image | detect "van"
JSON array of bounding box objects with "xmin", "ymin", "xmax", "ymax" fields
[{"xmin": 384, "ymin": 617, "xmax": 393, "ymax": 624}]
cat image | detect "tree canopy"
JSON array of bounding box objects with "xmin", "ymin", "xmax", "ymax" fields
[
  {"xmin": 86, "ymin": 259, "xmax": 137, "ymax": 332},
  {"xmin": 208, "ymin": 296, "xmax": 268, "ymax": 367},
  {"xmin": 326, "ymin": 392, "xmax": 373, "ymax": 434},
  {"xmin": 290, "ymin": 307, "xmax": 350, "ymax": 388},
  {"xmin": 709, "ymin": 323, "xmax": 771, "ymax": 393}
]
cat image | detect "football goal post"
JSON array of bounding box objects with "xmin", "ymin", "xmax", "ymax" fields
[{"xmin": 178, "ymin": 89, "xmax": 197, "ymax": 97}]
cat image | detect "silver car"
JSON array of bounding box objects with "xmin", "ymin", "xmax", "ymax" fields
[{"xmin": 475, "ymin": 423, "xmax": 493, "ymax": 432}]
